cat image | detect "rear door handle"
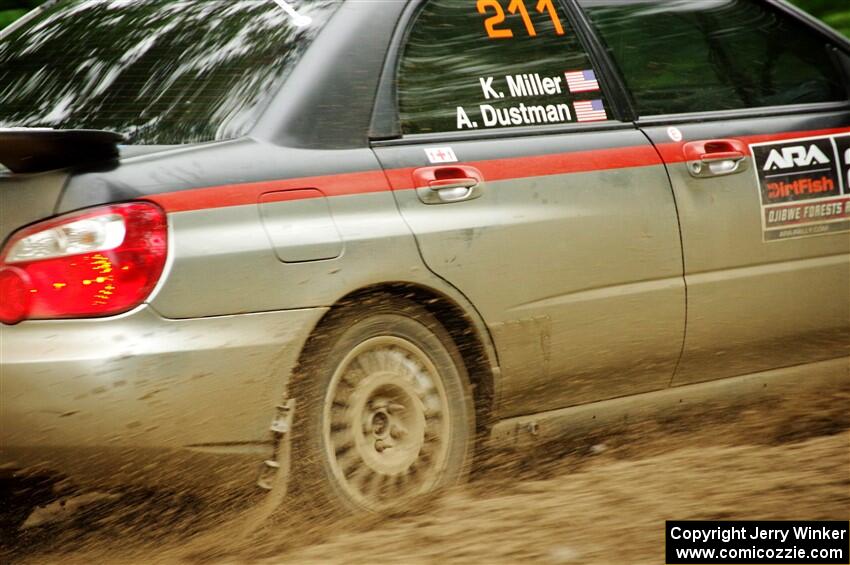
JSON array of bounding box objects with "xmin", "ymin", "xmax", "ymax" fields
[
  {"xmin": 683, "ymin": 139, "xmax": 749, "ymax": 178},
  {"xmin": 413, "ymin": 165, "xmax": 484, "ymax": 204}
]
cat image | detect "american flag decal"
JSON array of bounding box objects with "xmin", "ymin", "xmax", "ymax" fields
[
  {"xmin": 573, "ymin": 99, "xmax": 608, "ymax": 122},
  {"xmin": 564, "ymin": 69, "xmax": 600, "ymax": 93}
]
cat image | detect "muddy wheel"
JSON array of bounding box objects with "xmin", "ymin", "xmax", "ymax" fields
[{"xmin": 292, "ymin": 299, "xmax": 475, "ymax": 515}]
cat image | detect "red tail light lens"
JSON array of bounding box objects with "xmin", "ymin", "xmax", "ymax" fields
[{"xmin": 0, "ymin": 202, "xmax": 167, "ymax": 325}]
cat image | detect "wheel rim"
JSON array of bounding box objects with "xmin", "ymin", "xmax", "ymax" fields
[{"xmin": 322, "ymin": 335, "xmax": 452, "ymax": 510}]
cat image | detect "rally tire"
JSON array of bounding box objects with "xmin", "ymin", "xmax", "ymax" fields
[{"xmin": 290, "ymin": 298, "xmax": 475, "ymax": 516}]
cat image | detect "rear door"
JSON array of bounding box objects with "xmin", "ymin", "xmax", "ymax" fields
[
  {"xmin": 371, "ymin": 0, "xmax": 686, "ymax": 416},
  {"xmin": 579, "ymin": 0, "xmax": 850, "ymax": 385}
]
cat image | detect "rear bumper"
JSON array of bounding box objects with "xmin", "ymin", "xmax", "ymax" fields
[{"xmin": 0, "ymin": 305, "xmax": 326, "ymax": 489}]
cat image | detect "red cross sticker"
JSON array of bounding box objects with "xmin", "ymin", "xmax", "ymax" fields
[{"xmin": 425, "ymin": 147, "xmax": 458, "ymax": 164}]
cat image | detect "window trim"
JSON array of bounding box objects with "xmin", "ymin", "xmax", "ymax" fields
[
  {"xmin": 371, "ymin": 120, "xmax": 635, "ymax": 148},
  {"xmin": 368, "ymin": 0, "xmax": 637, "ymax": 143},
  {"xmin": 635, "ymin": 100, "xmax": 850, "ymax": 129},
  {"xmin": 572, "ymin": 0, "xmax": 850, "ymax": 123}
]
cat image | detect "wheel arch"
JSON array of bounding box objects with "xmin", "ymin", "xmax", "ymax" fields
[{"xmin": 294, "ymin": 281, "xmax": 500, "ymax": 436}]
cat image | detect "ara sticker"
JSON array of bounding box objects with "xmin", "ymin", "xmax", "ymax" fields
[
  {"xmin": 425, "ymin": 147, "xmax": 458, "ymax": 164},
  {"xmin": 750, "ymin": 133, "xmax": 850, "ymax": 241}
]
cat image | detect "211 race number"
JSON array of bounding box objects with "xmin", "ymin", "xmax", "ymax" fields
[{"xmin": 477, "ymin": 0, "xmax": 565, "ymax": 39}]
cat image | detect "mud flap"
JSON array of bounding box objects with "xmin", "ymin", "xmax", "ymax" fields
[{"xmin": 239, "ymin": 398, "xmax": 296, "ymax": 538}]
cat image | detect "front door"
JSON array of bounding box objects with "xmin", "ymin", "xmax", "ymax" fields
[
  {"xmin": 580, "ymin": 0, "xmax": 850, "ymax": 385},
  {"xmin": 371, "ymin": 0, "xmax": 686, "ymax": 416}
]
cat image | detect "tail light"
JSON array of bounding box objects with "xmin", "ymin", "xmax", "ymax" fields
[{"xmin": 0, "ymin": 202, "xmax": 167, "ymax": 325}]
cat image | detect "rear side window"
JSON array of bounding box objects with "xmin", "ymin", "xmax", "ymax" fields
[
  {"xmin": 579, "ymin": 0, "xmax": 846, "ymax": 116},
  {"xmin": 0, "ymin": 0, "xmax": 340, "ymax": 145},
  {"xmin": 398, "ymin": 0, "xmax": 612, "ymax": 134}
]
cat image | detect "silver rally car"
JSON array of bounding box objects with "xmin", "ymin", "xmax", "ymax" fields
[{"xmin": 1, "ymin": 0, "xmax": 849, "ymax": 524}]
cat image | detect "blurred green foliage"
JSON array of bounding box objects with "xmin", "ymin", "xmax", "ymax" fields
[
  {"xmin": 791, "ymin": 0, "xmax": 850, "ymax": 37},
  {"xmin": 1, "ymin": 1, "xmax": 43, "ymax": 29},
  {"xmin": 1, "ymin": 0, "xmax": 849, "ymax": 36}
]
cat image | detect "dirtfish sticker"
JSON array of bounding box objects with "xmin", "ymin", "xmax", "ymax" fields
[
  {"xmin": 455, "ymin": 69, "xmax": 606, "ymax": 130},
  {"xmin": 751, "ymin": 133, "xmax": 850, "ymax": 241}
]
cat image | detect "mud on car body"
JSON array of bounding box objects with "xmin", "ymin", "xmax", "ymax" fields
[{"xmin": 1, "ymin": 0, "xmax": 849, "ymax": 526}]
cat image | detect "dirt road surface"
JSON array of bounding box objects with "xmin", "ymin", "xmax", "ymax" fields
[{"xmin": 4, "ymin": 386, "xmax": 849, "ymax": 564}]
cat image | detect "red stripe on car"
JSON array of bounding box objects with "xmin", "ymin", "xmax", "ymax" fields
[
  {"xmin": 147, "ymin": 126, "xmax": 850, "ymax": 213},
  {"xmin": 148, "ymin": 170, "xmax": 389, "ymax": 212}
]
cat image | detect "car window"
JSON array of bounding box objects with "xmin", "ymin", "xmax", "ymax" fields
[
  {"xmin": 398, "ymin": 0, "xmax": 612, "ymax": 135},
  {"xmin": 578, "ymin": 0, "xmax": 846, "ymax": 117},
  {"xmin": 0, "ymin": 0, "xmax": 340, "ymax": 145}
]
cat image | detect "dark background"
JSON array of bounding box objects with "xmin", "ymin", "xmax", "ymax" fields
[{"xmin": 1, "ymin": 0, "xmax": 849, "ymax": 36}]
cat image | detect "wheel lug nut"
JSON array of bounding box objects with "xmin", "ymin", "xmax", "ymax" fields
[
  {"xmin": 375, "ymin": 440, "xmax": 388, "ymax": 453},
  {"xmin": 390, "ymin": 425, "xmax": 406, "ymax": 439},
  {"xmin": 388, "ymin": 403, "xmax": 405, "ymax": 414}
]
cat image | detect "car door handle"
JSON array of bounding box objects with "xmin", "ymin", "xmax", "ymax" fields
[
  {"xmin": 413, "ymin": 166, "xmax": 484, "ymax": 205},
  {"xmin": 683, "ymin": 139, "xmax": 749, "ymax": 178}
]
